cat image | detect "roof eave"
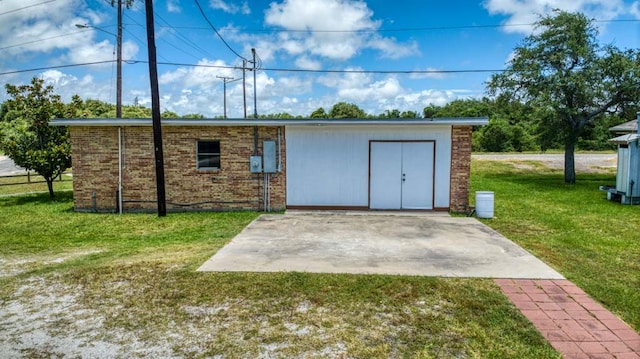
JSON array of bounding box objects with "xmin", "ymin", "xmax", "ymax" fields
[
  {"xmin": 50, "ymin": 117, "xmax": 489, "ymax": 127},
  {"xmin": 609, "ymin": 134, "xmax": 640, "ymax": 144}
]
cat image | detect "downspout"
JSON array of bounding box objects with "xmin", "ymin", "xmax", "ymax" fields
[
  {"xmin": 118, "ymin": 127, "xmax": 123, "ymax": 214},
  {"xmin": 277, "ymin": 127, "xmax": 282, "ymax": 172},
  {"xmin": 254, "ymin": 127, "xmax": 260, "ymax": 211}
]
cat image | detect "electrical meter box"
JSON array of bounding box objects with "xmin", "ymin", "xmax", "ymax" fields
[
  {"xmin": 263, "ymin": 140, "xmax": 277, "ymax": 173},
  {"xmin": 250, "ymin": 156, "xmax": 262, "ymax": 173}
]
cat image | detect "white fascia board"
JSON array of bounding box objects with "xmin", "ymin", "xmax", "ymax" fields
[{"xmin": 50, "ymin": 117, "xmax": 489, "ymax": 127}]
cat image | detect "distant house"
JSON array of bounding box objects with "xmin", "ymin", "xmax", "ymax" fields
[
  {"xmin": 601, "ymin": 115, "xmax": 640, "ymax": 204},
  {"xmin": 609, "ymin": 120, "xmax": 638, "ymax": 136},
  {"xmin": 50, "ymin": 117, "xmax": 488, "ymax": 213}
]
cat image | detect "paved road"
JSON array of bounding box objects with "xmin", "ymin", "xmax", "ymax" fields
[
  {"xmin": 0, "ymin": 155, "xmax": 26, "ymax": 176},
  {"xmin": 473, "ymin": 153, "xmax": 617, "ymax": 173}
]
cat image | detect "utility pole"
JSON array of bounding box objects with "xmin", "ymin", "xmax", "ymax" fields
[
  {"xmin": 144, "ymin": 0, "xmax": 166, "ymax": 217},
  {"xmin": 116, "ymin": 0, "xmax": 122, "ymax": 118},
  {"xmin": 242, "ymin": 59, "xmax": 247, "ymax": 118},
  {"xmin": 251, "ymin": 48, "xmax": 258, "ymax": 119},
  {"xmin": 216, "ymin": 76, "xmax": 234, "ymax": 119}
]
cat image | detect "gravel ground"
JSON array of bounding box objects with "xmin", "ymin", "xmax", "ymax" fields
[{"xmin": 473, "ymin": 153, "xmax": 617, "ymax": 173}]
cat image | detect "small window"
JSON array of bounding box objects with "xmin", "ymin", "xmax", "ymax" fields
[{"xmin": 197, "ymin": 140, "xmax": 220, "ymax": 170}]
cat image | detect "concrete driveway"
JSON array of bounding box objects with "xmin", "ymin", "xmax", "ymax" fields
[{"xmin": 198, "ymin": 212, "xmax": 563, "ymax": 279}]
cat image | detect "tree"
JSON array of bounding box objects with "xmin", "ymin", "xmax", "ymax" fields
[
  {"xmin": 310, "ymin": 107, "xmax": 328, "ymax": 118},
  {"xmin": 328, "ymin": 102, "xmax": 368, "ymax": 118},
  {"xmin": 487, "ymin": 10, "xmax": 640, "ymax": 183},
  {"xmin": 0, "ymin": 78, "xmax": 72, "ymax": 198}
]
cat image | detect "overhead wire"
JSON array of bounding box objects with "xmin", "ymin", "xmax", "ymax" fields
[
  {"xmin": 149, "ymin": 18, "xmax": 640, "ymax": 34},
  {"xmin": 0, "ymin": 60, "xmax": 116, "ymax": 76},
  {"xmin": 152, "ymin": 13, "xmax": 213, "ymax": 59},
  {"xmin": 193, "ymin": 0, "xmax": 248, "ymax": 61},
  {"xmin": 0, "ymin": 30, "xmax": 89, "ymax": 51},
  {"xmin": 0, "ymin": 0, "xmax": 56, "ymax": 16},
  {"xmin": 121, "ymin": 10, "xmax": 172, "ymax": 62},
  {"xmin": 0, "ymin": 60, "xmax": 506, "ymax": 77},
  {"xmin": 124, "ymin": 2, "xmax": 212, "ymax": 61}
]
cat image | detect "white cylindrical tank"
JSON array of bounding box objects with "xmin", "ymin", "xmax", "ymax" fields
[{"xmin": 475, "ymin": 191, "xmax": 494, "ymax": 219}]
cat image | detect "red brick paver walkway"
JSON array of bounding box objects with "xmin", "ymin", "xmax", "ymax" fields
[{"xmin": 496, "ymin": 279, "xmax": 640, "ymax": 359}]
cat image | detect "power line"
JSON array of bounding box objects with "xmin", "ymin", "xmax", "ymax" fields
[
  {"xmin": 148, "ymin": 18, "xmax": 640, "ymax": 34},
  {"xmin": 0, "ymin": 30, "xmax": 88, "ymax": 51},
  {"xmin": 152, "ymin": 11, "xmax": 214, "ymax": 59},
  {"xmin": 123, "ymin": 4, "xmax": 214, "ymax": 60},
  {"xmin": 0, "ymin": 0, "xmax": 56, "ymax": 16},
  {"xmin": 0, "ymin": 59, "xmax": 506, "ymax": 77},
  {"xmin": 193, "ymin": 0, "xmax": 247, "ymax": 61},
  {"xmin": 0, "ymin": 60, "xmax": 115, "ymax": 76}
]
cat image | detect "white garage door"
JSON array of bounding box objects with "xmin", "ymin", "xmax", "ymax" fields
[{"xmin": 369, "ymin": 141, "xmax": 435, "ymax": 210}]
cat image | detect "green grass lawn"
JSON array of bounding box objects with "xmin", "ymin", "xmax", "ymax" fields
[
  {"xmin": 471, "ymin": 159, "xmax": 640, "ymax": 332},
  {"xmin": 0, "ymin": 173, "xmax": 73, "ymax": 196},
  {"xmin": 1, "ymin": 160, "xmax": 638, "ymax": 357},
  {"xmin": 0, "ymin": 194, "xmax": 558, "ymax": 357}
]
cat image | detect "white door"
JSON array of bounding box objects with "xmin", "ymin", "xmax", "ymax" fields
[
  {"xmin": 370, "ymin": 141, "xmax": 434, "ymax": 210},
  {"xmin": 370, "ymin": 142, "xmax": 403, "ymax": 209}
]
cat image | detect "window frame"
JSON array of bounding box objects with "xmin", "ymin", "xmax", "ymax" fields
[{"xmin": 196, "ymin": 140, "xmax": 221, "ymax": 170}]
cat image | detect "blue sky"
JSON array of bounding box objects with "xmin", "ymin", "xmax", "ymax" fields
[{"xmin": 1, "ymin": 0, "xmax": 639, "ymax": 117}]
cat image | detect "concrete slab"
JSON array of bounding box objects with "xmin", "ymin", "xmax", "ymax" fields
[{"xmin": 197, "ymin": 212, "xmax": 564, "ymax": 279}]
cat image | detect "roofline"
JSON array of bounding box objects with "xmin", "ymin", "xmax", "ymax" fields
[
  {"xmin": 50, "ymin": 117, "xmax": 489, "ymax": 127},
  {"xmin": 609, "ymin": 133, "xmax": 640, "ymax": 144}
]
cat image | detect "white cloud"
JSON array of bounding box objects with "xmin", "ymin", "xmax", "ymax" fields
[
  {"xmin": 294, "ymin": 56, "xmax": 322, "ymax": 70},
  {"xmin": 36, "ymin": 70, "xmax": 117, "ymax": 104},
  {"xmin": 367, "ymin": 35, "xmax": 419, "ymax": 59},
  {"xmin": 409, "ymin": 67, "xmax": 449, "ymax": 80},
  {"xmin": 0, "ymin": 0, "xmax": 141, "ymax": 82},
  {"xmin": 167, "ymin": 0, "xmax": 181, "ymax": 13},
  {"xmin": 209, "ymin": 0, "xmax": 251, "ymax": 14},
  {"xmin": 159, "ymin": 59, "xmax": 236, "ymax": 89},
  {"xmin": 631, "ymin": 1, "xmax": 640, "ymax": 17},
  {"xmin": 317, "ymin": 69, "xmax": 402, "ymax": 103},
  {"xmin": 261, "ymin": 0, "xmax": 418, "ymax": 60},
  {"xmin": 157, "ymin": 60, "xmax": 318, "ymax": 117},
  {"xmin": 483, "ymin": 0, "xmax": 627, "ymax": 34},
  {"xmin": 66, "ymin": 40, "xmax": 138, "ymax": 65},
  {"xmin": 265, "ymin": 0, "xmax": 378, "ymax": 31}
]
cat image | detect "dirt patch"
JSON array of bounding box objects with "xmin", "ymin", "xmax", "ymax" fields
[
  {"xmin": 0, "ymin": 250, "xmax": 103, "ymax": 278},
  {"xmin": 0, "ymin": 276, "xmax": 182, "ymax": 358},
  {"xmin": 0, "ymin": 273, "xmax": 462, "ymax": 358}
]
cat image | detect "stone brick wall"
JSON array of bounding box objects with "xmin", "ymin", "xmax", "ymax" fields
[
  {"xmin": 70, "ymin": 124, "xmax": 474, "ymax": 213},
  {"xmin": 70, "ymin": 126, "xmax": 119, "ymax": 211},
  {"xmin": 449, "ymin": 125, "xmax": 472, "ymax": 212},
  {"xmin": 70, "ymin": 125, "xmax": 286, "ymax": 212}
]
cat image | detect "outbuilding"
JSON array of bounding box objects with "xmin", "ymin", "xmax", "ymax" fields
[{"xmin": 51, "ymin": 117, "xmax": 488, "ymax": 213}]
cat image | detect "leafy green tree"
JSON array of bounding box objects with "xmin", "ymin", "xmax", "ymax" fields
[
  {"xmin": 182, "ymin": 113, "xmax": 205, "ymax": 119},
  {"xmin": 422, "ymin": 105, "xmax": 440, "ymax": 119},
  {"xmin": 0, "ymin": 78, "xmax": 72, "ymax": 198},
  {"xmin": 161, "ymin": 110, "xmax": 179, "ymax": 118},
  {"xmin": 379, "ymin": 109, "xmax": 401, "ymax": 118},
  {"xmin": 487, "ymin": 10, "xmax": 640, "ymax": 183},
  {"xmin": 423, "ymin": 98, "xmax": 492, "ymax": 118},
  {"xmin": 328, "ymin": 102, "xmax": 368, "ymax": 118},
  {"xmin": 400, "ymin": 110, "xmax": 419, "ymax": 119},
  {"xmin": 310, "ymin": 107, "xmax": 328, "ymax": 118},
  {"xmin": 476, "ymin": 119, "xmax": 513, "ymax": 152},
  {"xmin": 260, "ymin": 112, "xmax": 297, "ymax": 119}
]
